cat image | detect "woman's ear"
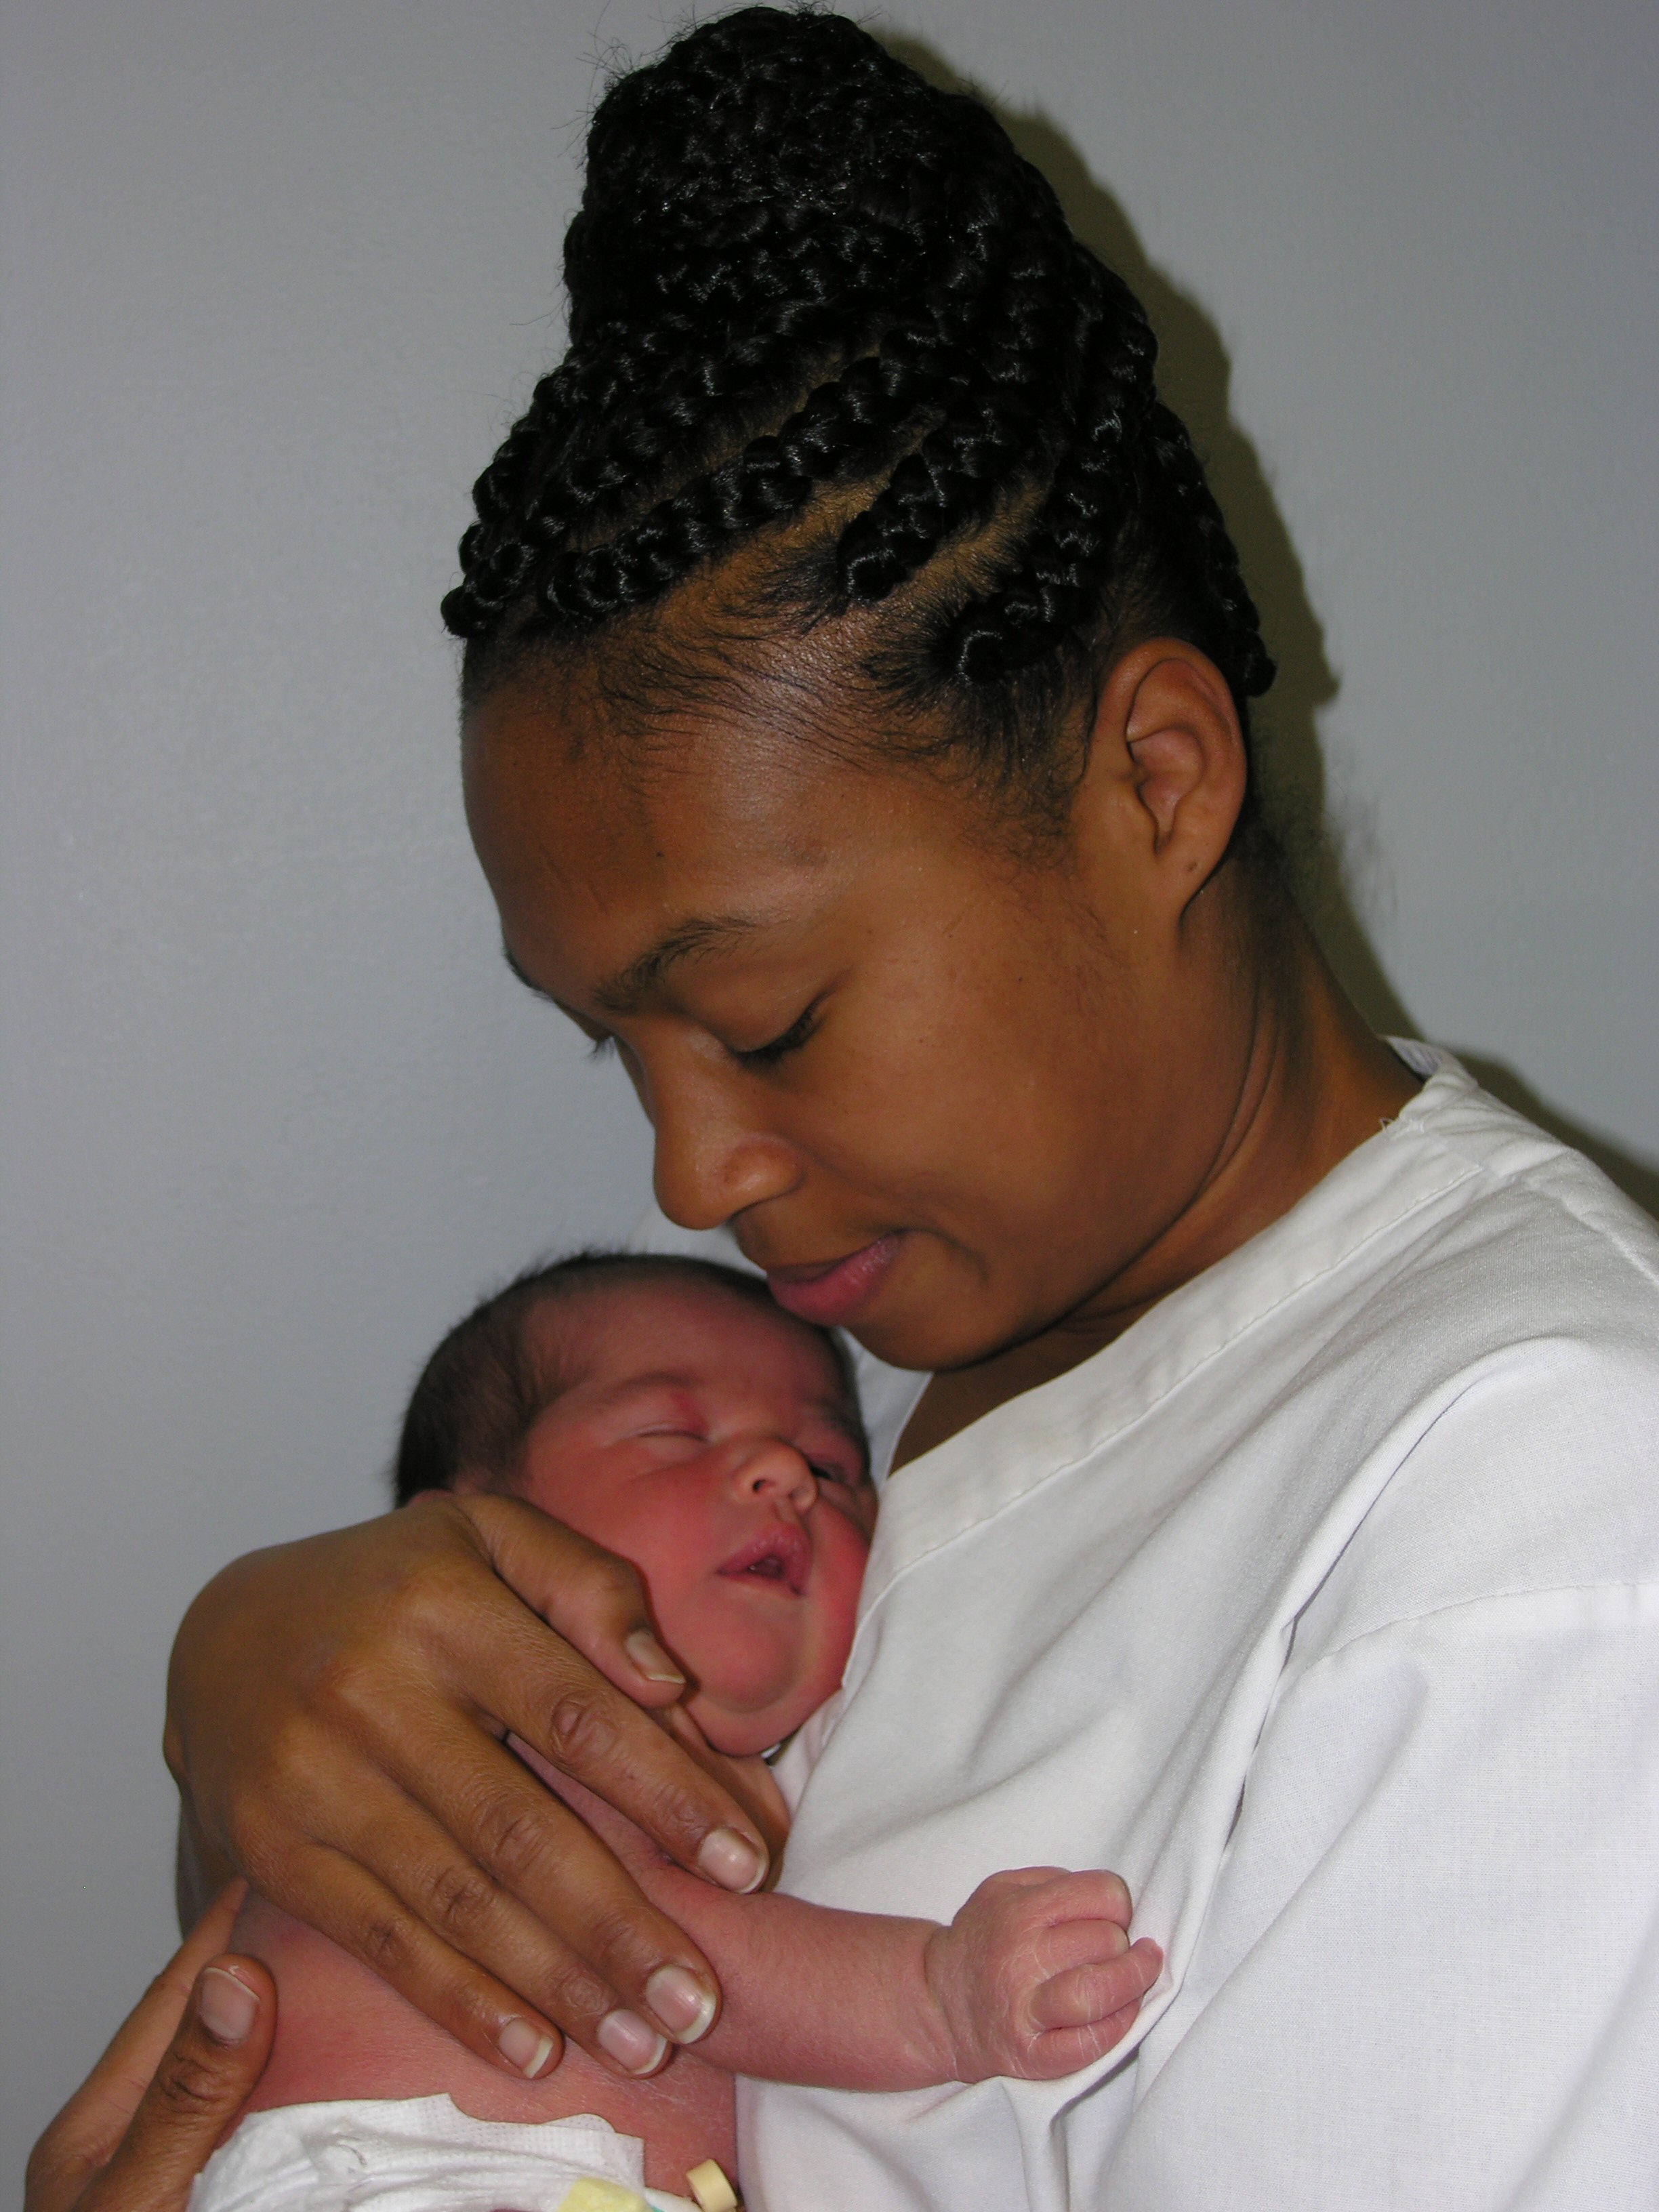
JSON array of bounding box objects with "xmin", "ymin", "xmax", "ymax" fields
[{"xmin": 1084, "ymin": 640, "xmax": 1248, "ymax": 905}]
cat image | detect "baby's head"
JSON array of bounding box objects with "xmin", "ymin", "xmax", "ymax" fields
[{"xmin": 394, "ymin": 1253, "xmax": 874, "ymax": 1755}]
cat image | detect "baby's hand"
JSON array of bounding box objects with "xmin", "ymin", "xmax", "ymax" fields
[{"xmin": 922, "ymin": 1867, "xmax": 1162, "ymax": 2083}]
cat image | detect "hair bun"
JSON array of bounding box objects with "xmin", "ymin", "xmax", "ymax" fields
[{"xmin": 443, "ymin": 5, "xmax": 1273, "ymax": 796}]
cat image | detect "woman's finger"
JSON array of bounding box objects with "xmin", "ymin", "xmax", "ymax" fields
[
  {"xmin": 165, "ymin": 1501, "xmax": 764, "ymax": 2064},
  {"xmin": 363, "ymin": 1720, "xmax": 722, "ymax": 2055},
  {"xmin": 250, "ymin": 1835, "xmax": 584, "ymax": 2080},
  {"xmin": 455, "ymin": 1492, "xmax": 694, "ymax": 1704},
  {"xmin": 367, "ymin": 1499, "xmax": 770, "ymax": 1889},
  {"xmin": 270, "ymin": 1764, "xmax": 712, "ymax": 2072},
  {"xmin": 24, "ymin": 1887, "xmax": 248, "ymax": 2211},
  {"xmin": 80, "ymin": 1957, "xmax": 275, "ymax": 2212},
  {"xmin": 27, "ymin": 1948, "xmax": 273, "ymax": 2212}
]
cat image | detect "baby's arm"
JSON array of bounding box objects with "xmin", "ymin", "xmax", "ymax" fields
[
  {"xmin": 555, "ymin": 1758, "xmax": 1162, "ymax": 2092},
  {"xmin": 655, "ymin": 1856, "xmax": 1162, "ymax": 2091}
]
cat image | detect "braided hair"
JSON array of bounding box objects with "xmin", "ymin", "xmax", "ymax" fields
[{"xmin": 443, "ymin": 7, "xmax": 1274, "ymax": 819}]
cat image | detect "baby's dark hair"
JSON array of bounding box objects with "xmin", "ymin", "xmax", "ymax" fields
[
  {"xmin": 442, "ymin": 5, "xmax": 1273, "ymax": 825},
  {"xmin": 392, "ymin": 1248, "xmax": 855, "ymax": 1506}
]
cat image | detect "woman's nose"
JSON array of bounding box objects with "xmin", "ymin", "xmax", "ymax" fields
[
  {"xmin": 729, "ymin": 1439, "xmax": 819, "ymax": 1515},
  {"xmin": 647, "ymin": 1059, "xmax": 800, "ymax": 1233}
]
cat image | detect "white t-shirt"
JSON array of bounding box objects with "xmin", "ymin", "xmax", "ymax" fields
[{"xmin": 639, "ymin": 1050, "xmax": 1659, "ymax": 2208}]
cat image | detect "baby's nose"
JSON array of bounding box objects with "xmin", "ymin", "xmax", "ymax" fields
[{"xmin": 729, "ymin": 1437, "xmax": 818, "ymax": 1514}]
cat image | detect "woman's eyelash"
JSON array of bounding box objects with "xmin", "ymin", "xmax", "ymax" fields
[{"xmin": 732, "ymin": 1000, "xmax": 821, "ymax": 1069}]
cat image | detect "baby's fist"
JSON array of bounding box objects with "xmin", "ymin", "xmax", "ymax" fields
[{"xmin": 922, "ymin": 1867, "xmax": 1162, "ymax": 2083}]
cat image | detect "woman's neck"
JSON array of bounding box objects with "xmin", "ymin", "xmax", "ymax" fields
[{"xmin": 892, "ymin": 916, "xmax": 1420, "ymax": 1471}]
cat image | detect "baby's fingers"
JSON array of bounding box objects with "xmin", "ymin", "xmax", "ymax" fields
[
  {"xmin": 1031, "ymin": 1936, "xmax": 1163, "ymax": 2034},
  {"xmin": 1021, "ymin": 2003, "xmax": 1145, "ymax": 2081},
  {"xmin": 1036, "ymin": 1868, "xmax": 1132, "ymax": 1929}
]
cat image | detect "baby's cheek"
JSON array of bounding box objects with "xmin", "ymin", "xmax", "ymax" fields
[
  {"xmin": 817, "ymin": 1517, "xmax": 872, "ymax": 1641},
  {"xmin": 675, "ymin": 1586, "xmax": 806, "ymax": 1708},
  {"xmin": 615, "ymin": 1490, "xmax": 726, "ymax": 1616}
]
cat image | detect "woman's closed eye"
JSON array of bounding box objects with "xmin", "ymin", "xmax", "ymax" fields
[{"xmin": 729, "ymin": 998, "xmax": 823, "ymax": 1069}]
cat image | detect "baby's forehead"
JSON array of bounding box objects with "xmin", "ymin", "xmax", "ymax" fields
[{"xmin": 537, "ymin": 1269, "xmax": 862, "ymax": 1425}]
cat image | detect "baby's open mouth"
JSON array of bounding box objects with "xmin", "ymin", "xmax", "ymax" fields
[{"xmin": 717, "ymin": 1524, "xmax": 811, "ymax": 1598}]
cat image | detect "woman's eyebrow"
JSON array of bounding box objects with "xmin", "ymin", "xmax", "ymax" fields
[
  {"xmin": 501, "ymin": 943, "xmax": 560, "ymax": 1003},
  {"xmin": 592, "ymin": 912, "xmax": 773, "ymax": 1015},
  {"xmin": 499, "ymin": 913, "xmax": 775, "ymax": 1017}
]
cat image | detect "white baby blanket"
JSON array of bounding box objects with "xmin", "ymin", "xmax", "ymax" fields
[{"xmin": 188, "ymin": 2093, "xmax": 701, "ymax": 2212}]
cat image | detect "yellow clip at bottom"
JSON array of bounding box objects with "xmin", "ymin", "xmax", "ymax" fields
[
  {"xmin": 686, "ymin": 2158, "xmax": 741, "ymax": 2211},
  {"xmin": 555, "ymin": 2182, "xmax": 650, "ymax": 2212}
]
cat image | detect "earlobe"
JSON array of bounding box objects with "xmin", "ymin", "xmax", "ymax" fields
[{"xmin": 1105, "ymin": 642, "xmax": 1248, "ymax": 886}]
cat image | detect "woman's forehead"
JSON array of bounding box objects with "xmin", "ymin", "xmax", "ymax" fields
[
  {"xmin": 467, "ymin": 668, "xmax": 844, "ymax": 851},
  {"xmin": 463, "ymin": 673, "xmax": 964, "ymax": 991}
]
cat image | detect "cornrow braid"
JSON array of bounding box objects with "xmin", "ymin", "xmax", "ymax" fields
[
  {"xmin": 937, "ymin": 257, "xmax": 1162, "ymax": 684},
  {"xmin": 533, "ymin": 342, "xmax": 945, "ymax": 632},
  {"xmin": 1142, "ymin": 403, "xmax": 1277, "ymax": 702},
  {"xmin": 832, "ymin": 216, "xmax": 1087, "ymax": 606},
  {"xmin": 443, "ymin": 5, "xmax": 1275, "ymax": 808}
]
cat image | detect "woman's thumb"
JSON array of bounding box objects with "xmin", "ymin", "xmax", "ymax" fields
[{"xmin": 81, "ymin": 1957, "xmax": 275, "ymax": 2211}]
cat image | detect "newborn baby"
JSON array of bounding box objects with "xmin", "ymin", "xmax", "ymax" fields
[{"xmin": 194, "ymin": 1254, "xmax": 1160, "ymax": 2211}]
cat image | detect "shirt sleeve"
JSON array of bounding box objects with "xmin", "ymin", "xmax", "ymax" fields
[{"xmin": 1103, "ymin": 1583, "xmax": 1659, "ymax": 2211}]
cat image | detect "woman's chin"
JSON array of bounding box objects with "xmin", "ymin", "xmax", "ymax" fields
[{"xmin": 849, "ymin": 1303, "xmax": 1008, "ymax": 1374}]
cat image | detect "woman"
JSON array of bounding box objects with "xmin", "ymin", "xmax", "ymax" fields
[{"xmin": 150, "ymin": 10, "xmax": 1659, "ymax": 2206}]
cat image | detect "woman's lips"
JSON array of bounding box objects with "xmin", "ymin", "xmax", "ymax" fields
[{"xmin": 765, "ymin": 1233, "xmax": 902, "ymax": 1328}]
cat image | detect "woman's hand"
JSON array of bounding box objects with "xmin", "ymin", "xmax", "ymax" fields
[
  {"xmin": 26, "ymin": 1885, "xmax": 274, "ymax": 2212},
  {"xmin": 164, "ymin": 1493, "xmax": 771, "ymax": 2081}
]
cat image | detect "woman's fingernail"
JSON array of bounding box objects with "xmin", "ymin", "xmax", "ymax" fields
[
  {"xmin": 197, "ymin": 1966, "xmax": 260, "ymax": 2046},
  {"xmin": 597, "ymin": 2007, "xmax": 668, "ymax": 2075},
  {"xmin": 645, "ymin": 1963, "xmax": 718, "ymax": 2043},
  {"xmin": 497, "ymin": 2016, "xmax": 557, "ymax": 2078},
  {"xmin": 697, "ymin": 1826, "xmax": 766, "ymax": 1893},
  {"xmin": 624, "ymin": 1629, "xmax": 685, "ymax": 1685}
]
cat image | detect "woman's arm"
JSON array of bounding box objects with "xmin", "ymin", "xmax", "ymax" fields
[
  {"xmin": 1107, "ymin": 1587, "xmax": 1659, "ymax": 2205},
  {"xmin": 164, "ymin": 1492, "xmax": 774, "ymax": 2082}
]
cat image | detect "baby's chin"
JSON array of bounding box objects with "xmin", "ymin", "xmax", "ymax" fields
[{"xmin": 686, "ymin": 1682, "xmax": 821, "ymax": 1759}]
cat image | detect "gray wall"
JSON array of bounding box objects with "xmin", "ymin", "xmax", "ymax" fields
[{"xmin": 3, "ymin": 0, "xmax": 1655, "ymax": 2175}]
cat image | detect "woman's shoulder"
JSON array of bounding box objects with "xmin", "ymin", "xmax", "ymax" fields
[
  {"xmin": 1389, "ymin": 1044, "xmax": 1659, "ymax": 1293},
  {"xmin": 1235, "ymin": 1052, "xmax": 1659, "ymax": 1673},
  {"xmin": 1289, "ymin": 1057, "xmax": 1659, "ymax": 1664},
  {"xmin": 1360, "ymin": 1050, "xmax": 1659, "ymax": 1378}
]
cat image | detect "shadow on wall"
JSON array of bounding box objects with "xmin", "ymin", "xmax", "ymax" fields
[{"xmin": 881, "ymin": 32, "xmax": 1658, "ymax": 1223}]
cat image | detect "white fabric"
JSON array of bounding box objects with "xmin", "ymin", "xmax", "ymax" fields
[
  {"xmin": 646, "ymin": 1049, "xmax": 1659, "ymax": 2207},
  {"xmin": 188, "ymin": 2095, "xmax": 698, "ymax": 2212}
]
